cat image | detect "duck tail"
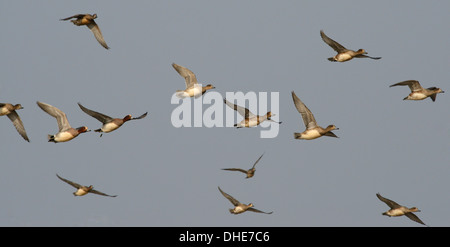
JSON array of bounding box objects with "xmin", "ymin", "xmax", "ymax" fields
[
  {"xmin": 47, "ymin": 135, "xmax": 56, "ymax": 143},
  {"xmin": 175, "ymin": 91, "xmax": 187, "ymax": 98},
  {"xmin": 94, "ymin": 128, "xmax": 102, "ymax": 133},
  {"xmin": 294, "ymin": 133, "xmax": 302, "ymax": 139},
  {"xmin": 327, "ymin": 57, "xmax": 337, "ymax": 62}
]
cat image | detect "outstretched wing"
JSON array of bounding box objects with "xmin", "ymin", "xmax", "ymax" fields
[
  {"xmin": 87, "ymin": 21, "xmax": 109, "ymax": 49},
  {"xmin": 224, "ymin": 99, "xmax": 255, "ymax": 118},
  {"xmin": 222, "ymin": 168, "xmax": 248, "ymax": 174},
  {"xmin": 131, "ymin": 112, "xmax": 148, "ymax": 120},
  {"xmin": 405, "ymin": 212, "xmax": 426, "ymax": 226},
  {"xmin": 78, "ymin": 103, "xmax": 113, "ymax": 124},
  {"xmin": 218, "ymin": 186, "xmax": 240, "ymax": 206},
  {"xmin": 172, "ymin": 63, "xmax": 198, "ymax": 88},
  {"xmin": 389, "ymin": 80, "xmax": 423, "ymax": 92},
  {"xmin": 247, "ymin": 207, "xmax": 273, "ymax": 214},
  {"xmin": 7, "ymin": 111, "xmax": 30, "ymax": 142},
  {"xmin": 251, "ymin": 153, "xmax": 265, "ymax": 169},
  {"xmin": 355, "ymin": 54, "xmax": 382, "ymax": 60},
  {"xmin": 37, "ymin": 101, "xmax": 71, "ymax": 131},
  {"xmin": 291, "ymin": 91, "xmax": 317, "ymax": 129},
  {"xmin": 56, "ymin": 174, "xmax": 82, "ymax": 189},
  {"xmin": 60, "ymin": 14, "xmax": 84, "ymax": 21},
  {"xmin": 376, "ymin": 193, "xmax": 400, "ymax": 209},
  {"xmin": 90, "ymin": 189, "xmax": 117, "ymax": 197},
  {"xmin": 320, "ymin": 30, "xmax": 347, "ymax": 53}
]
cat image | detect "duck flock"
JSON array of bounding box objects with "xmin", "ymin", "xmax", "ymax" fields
[{"xmin": 1, "ymin": 10, "xmax": 445, "ymax": 227}]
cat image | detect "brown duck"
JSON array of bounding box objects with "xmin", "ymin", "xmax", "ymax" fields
[
  {"xmin": 60, "ymin": 13, "xmax": 109, "ymax": 49},
  {"xmin": 320, "ymin": 30, "xmax": 381, "ymax": 62},
  {"xmin": 0, "ymin": 103, "xmax": 29, "ymax": 142},
  {"xmin": 222, "ymin": 153, "xmax": 265, "ymax": 179}
]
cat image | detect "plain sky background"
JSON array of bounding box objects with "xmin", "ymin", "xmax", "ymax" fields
[{"xmin": 0, "ymin": 1, "xmax": 449, "ymax": 227}]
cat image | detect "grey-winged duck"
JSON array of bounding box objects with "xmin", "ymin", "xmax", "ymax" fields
[
  {"xmin": 389, "ymin": 80, "xmax": 444, "ymax": 102},
  {"xmin": 0, "ymin": 103, "xmax": 29, "ymax": 142},
  {"xmin": 320, "ymin": 30, "xmax": 381, "ymax": 62},
  {"xmin": 56, "ymin": 174, "xmax": 117, "ymax": 197},
  {"xmin": 376, "ymin": 193, "xmax": 426, "ymax": 226},
  {"xmin": 291, "ymin": 91, "xmax": 338, "ymax": 140},
  {"xmin": 37, "ymin": 101, "xmax": 90, "ymax": 143},
  {"xmin": 224, "ymin": 99, "xmax": 281, "ymax": 128},
  {"xmin": 60, "ymin": 13, "xmax": 109, "ymax": 49},
  {"xmin": 218, "ymin": 186, "xmax": 272, "ymax": 215},
  {"xmin": 78, "ymin": 103, "xmax": 147, "ymax": 137},
  {"xmin": 222, "ymin": 153, "xmax": 265, "ymax": 179},
  {"xmin": 172, "ymin": 63, "xmax": 215, "ymax": 98}
]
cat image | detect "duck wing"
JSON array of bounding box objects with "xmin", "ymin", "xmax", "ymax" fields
[
  {"xmin": 60, "ymin": 14, "xmax": 84, "ymax": 21},
  {"xmin": 37, "ymin": 101, "xmax": 71, "ymax": 131},
  {"xmin": 222, "ymin": 168, "xmax": 248, "ymax": 174},
  {"xmin": 90, "ymin": 189, "xmax": 117, "ymax": 197},
  {"xmin": 7, "ymin": 111, "xmax": 29, "ymax": 142},
  {"xmin": 251, "ymin": 153, "xmax": 265, "ymax": 169},
  {"xmin": 376, "ymin": 193, "xmax": 401, "ymax": 209},
  {"xmin": 172, "ymin": 63, "xmax": 198, "ymax": 88},
  {"xmin": 224, "ymin": 99, "xmax": 255, "ymax": 118},
  {"xmin": 78, "ymin": 103, "xmax": 113, "ymax": 124},
  {"xmin": 56, "ymin": 174, "xmax": 82, "ymax": 189},
  {"xmin": 390, "ymin": 80, "xmax": 423, "ymax": 92},
  {"xmin": 355, "ymin": 54, "xmax": 382, "ymax": 60},
  {"xmin": 291, "ymin": 91, "xmax": 317, "ymax": 129},
  {"xmin": 247, "ymin": 207, "xmax": 273, "ymax": 214},
  {"xmin": 131, "ymin": 112, "xmax": 148, "ymax": 120},
  {"xmin": 87, "ymin": 21, "xmax": 109, "ymax": 49},
  {"xmin": 405, "ymin": 212, "xmax": 426, "ymax": 226},
  {"xmin": 218, "ymin": 186, "xmax": 240, "ymax": 206},
  {"xmin": 320, "ymin": 30, "xmax": 348, "ymax": 53}
]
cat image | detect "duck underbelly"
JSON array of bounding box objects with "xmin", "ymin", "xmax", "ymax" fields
[
  {"xmin": 233, "ymin": 206, "xmax": 246, "ymax": 214},
  {"xmin": 300, "ymin": 129, "xmax": 321, "ymax": 140},
  {"xmin": 408, "ymin": 92, "xmax": 428, "ymax": 100},
  {"xmin": 186, "ymin": 87, "xmax": 202, "ymax": 97},
  {"xmin": 102, "ymin": 123, "xmax": 121, "ymax": 133},
  {"xmin": 54, "ymin": 132, "xmax": 76, "ymax": 142},
  {"xmin": 386, "ymin": 209, "xmax": 406, "ymax": 217},
  {"xmin": 238, "ymin": 119, "xmax": 259, "ymax": 128},
  {"xmin": 74, "ymin": 189, "xmax": 89, "ymax": 196},
  {"xmin": 0, "ymin": 108, "xmax": 10, "ymax": 116},
  {"xmin": 335, "ymin": 53, "xmax": 353, "ymax": 62}
]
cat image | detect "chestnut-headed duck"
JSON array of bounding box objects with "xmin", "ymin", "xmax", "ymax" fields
[
  {"xmin": 320, "ymin": 30, "xmax": 381, "ymax": 62},
  {"xmin": 60, "ymin": 13, "xmax": 109, "ymax": 49},
  {"xmin": 222, "ymin": 153, "xmax": 265, "ymax": 179},
  {"xmin": 36, "ymin": 101, "xmax": 90, "ymax": 143},
  {"xmin": 56, "ymin": 174, "xmax": 117, "ymax": 197},
  {"xmin": 78, "ymin": 103, "xmax": 147, "ymax": 137},
  {"xmin": 291, "ymin": 91, "xmax": 338, "ymax": 140},
  {"xmin": 172, "ymin": 63, "xmax": 215, "ymax": 98},
  {"xmin": 376, "ymin": 193, "xmax": 426, "ymax": 226},
  {"xmin": 389, "ymin": 80, "xmax": 444, "ymax": 102},
  {"xmin": 0, "ymin": 103, "xmax": 29, "ymax": 142},
  {"xmin": 224, "ymin": 99, "xmax": 281, "ymax": 128},
  {"xmin": 218, "ymin": 186, "xmax": 272, "ymax": 215}
]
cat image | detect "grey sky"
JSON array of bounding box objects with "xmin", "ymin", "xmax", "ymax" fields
[{"xmin": 1, "ymin": 1, "xmax": 449, "ymax": 226}]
